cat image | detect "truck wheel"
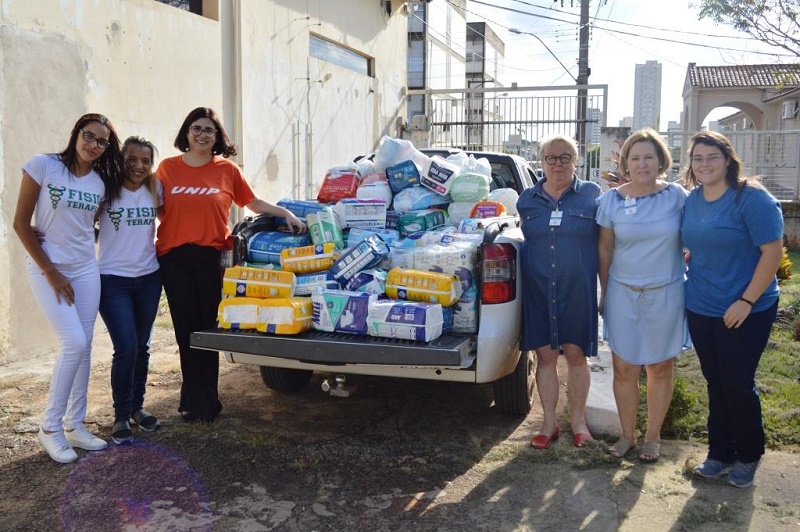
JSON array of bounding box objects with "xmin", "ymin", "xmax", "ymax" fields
[
  {"xmin": 259, "ymin": 366, "xmax": 313, "ymax": 393},
  {"xmin": 492, "ymin": 350, "xmax": 535, "ymax": 416}
]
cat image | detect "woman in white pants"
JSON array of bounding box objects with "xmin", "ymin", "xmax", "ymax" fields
[{"xmin": 13, "ymin": 113, "xmax": 125, "ymax": 463}]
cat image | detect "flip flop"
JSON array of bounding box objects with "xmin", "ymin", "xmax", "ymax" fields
[
  {"xmin": 639, "ymin": 441, "xmax": 661, "ymax": 463},
  {"xmin": 607, "ymin": 438, "xmax": 636, "ymax": 459}
]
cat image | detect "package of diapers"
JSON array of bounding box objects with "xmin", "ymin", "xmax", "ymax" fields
[
  {"xmin": 367, "ymin": 300, "xmax": 444, "ymax": 342},
  {"xmin": 447, "ymin": 201, "xmax": 476, "ymax": 226},
  {"xmin": 311, "ymin": 289, "xmax": 377, "ymax": 335},
  {"xmin": 317, "ymin": 165, "xmax": 360, "ymax": 204},
  {"xmin": 344, "ymin": 268, "xmax": 387, "ymax": 295},
  {"xmin": 218, "ymin": 297, "xmax": 264, "ymax": 330},
  {"xmin": 276, "ymin": 198, "xmax": 325, "ymax": 221},
  {"xmin": 449, "ymin": 172, "xmax": 491, "ymax": 203},
  {"xmin": 332, "ymin": 199, "xmax": 387, "ymax": 229},
  {"xmin": 396, "ymin": 209, "xmax": 447, "ymax": 236},
  {"xmin": 392, "ymin": 186, "xmax": 451, "ymax": 212},
  {"xmin": 307, "ymin": 208, "xmax": 345, "ymax": 249},
  {"xmin": 470, "ymin": 200, "xmax": 507, "ymax": 219},
  {"xmin": 294, "ymin": 272, "xmax": 340, "ymax": 296},
  {"xmin": 248, "ymin": 231, "xmax": 312, "ymax": 264},
  {"xmin": 256, "ymin": 297, "xmax": 314, "ymax": 335},
  {"xmin": 386, "ymin": 160, "xmax": 422, "ymax": 193},
  {"xmin": 385, "ymin": 267, "xmax": 463, "ymax": 307},
  {"xmin": 441, "ymin": 305, "xmax": 455, "ymax": 334},
  {"xmin": 356, "ymin": 181, "xmax": 393, "ymax": 207},
  {"xmin": 346, "ymin": 227, "xmax": 400, "ymax": 249},
  {"xmin": 222, "ymin": 266, "xmax": 296, "ymax": 299},
  {"xmin": 360, "ymin": 171, "xmax": 388, "ymax": 185},
  {"xmin": 385, "ymin": 209, "xmax": 403, "ymax": 229},
  {"xmin": 328, "ymin": 234, "xmax": 390, "ymax": 286},
  {"xmin": 280, "ymin": 243, "xmax": 338, "ymax": 274},
  {"xmin": 420, "ymin": 156, "xmax": 461, "ymax": 196}
]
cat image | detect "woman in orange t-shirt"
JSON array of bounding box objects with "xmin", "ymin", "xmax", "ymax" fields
[{"xmin": 157, "ymin": 107, "xmax": 305, "ymax": 423}]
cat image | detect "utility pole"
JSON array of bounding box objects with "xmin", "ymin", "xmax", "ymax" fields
[{"xmin": 576, "ymin": 0, "xmax": 590, "ymax": 179}]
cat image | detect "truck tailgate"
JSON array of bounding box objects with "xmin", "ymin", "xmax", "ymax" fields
[{"xmin": 191, "ymin": 329, "xmax": 474, "ymax": 367}]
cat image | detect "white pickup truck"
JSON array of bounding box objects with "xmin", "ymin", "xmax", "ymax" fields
[{"xmin": 190, "ymin": 152, "xmax": 537, "ymax": 415}]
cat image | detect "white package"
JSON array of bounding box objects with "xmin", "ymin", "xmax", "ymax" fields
[
  {"xmin": 367, "ymin": 300, "xmax": 444, "ymax": 342},
  {"xmin": 487, "ymin": 188, "xmax": 520, "ymax": 216}
]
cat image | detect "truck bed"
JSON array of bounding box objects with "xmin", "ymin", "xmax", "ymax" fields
[{"xmin": 191, "ymin": 329, "xmax": 475, "ymax": 367}]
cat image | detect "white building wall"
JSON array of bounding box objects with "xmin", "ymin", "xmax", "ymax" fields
[
  {"xmin": 633, "ymin": 60, "xmax": 662, "ymax": 131},
  {"xmin": 0, "ymin": 0, "xmax": 407, "ymax": 364}
]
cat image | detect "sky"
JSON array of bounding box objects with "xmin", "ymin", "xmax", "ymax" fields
[{"xmin": 464, "ymin": 0, "xmax": 795, "ymax": 128}]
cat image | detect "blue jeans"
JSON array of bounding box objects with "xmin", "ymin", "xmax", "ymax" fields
[
  {"xmin": 98, "ymin": 270, "xmax": 162, "ymax": 422},
  {"xmin": 687, "ymin": 302, "xmax": 778, "ymax": 464}
]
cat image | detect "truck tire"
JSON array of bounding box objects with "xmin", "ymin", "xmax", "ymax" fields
[
  {"xmin": 492, "ymin": 350, "xmax": 535, "ymax": 416},
  {"xmin": 259, "ymin": 366, "xmax": 313, "ymax": 393}
]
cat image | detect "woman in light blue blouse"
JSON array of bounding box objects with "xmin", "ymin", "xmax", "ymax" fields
[
  {"xmin": 681, "ymin": 131, "xmax": 783, "ymax": 488},
  {"xmin": 597, "ymin": 129, "xmax": 690, "ymax": 464}
]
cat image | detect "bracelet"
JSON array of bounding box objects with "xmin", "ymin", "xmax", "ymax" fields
[{"xmin": 738, "ymin": 297, "xmax": 755, "ymax": 307}]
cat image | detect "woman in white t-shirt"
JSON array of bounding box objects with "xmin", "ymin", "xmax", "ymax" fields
[
  {"xmin": 13, "ymin": 113, "xmax": 125, "ymax": 464},
  {"xmin": 97, "ymin": 136, "xmax": 163, "ymax": 445}
]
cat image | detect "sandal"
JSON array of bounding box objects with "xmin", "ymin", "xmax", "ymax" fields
[
  {"xmin": 638, "ymin": 441, "xmax": 661, "ymax": 463},
  {"xmin": 607, "ymin": 438, "xmax": 636, "ymax": 459}
]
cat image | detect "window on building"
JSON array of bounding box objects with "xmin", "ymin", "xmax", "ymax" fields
[
  {"xmin": 155, "ymin": 0, "xmax": 202, "ymax": 15},
  {"xmin": 408, "ymin": 39, "xmax": 424, "ymax": 88},
  {"xmin": 310, "ymin": 34, "xmax": 371, "ymax": 77}
]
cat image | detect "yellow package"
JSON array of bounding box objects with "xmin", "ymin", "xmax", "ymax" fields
[
  {"xmin": 385, "ymin": 267, "xmax": 464, "ymax": 307},
  {"xmin": 256, "ymin": 297, "xmax": 314, "ymax": 335},
  {"xmin": 280, "ymin": 243, "xmax": 338, "ymax": 273},
  {"xmin": 222, "ymin": 266, "xmax": 295, "ymax": 299},
  {"xmin": 218, "ymin": 297, "xmax": 263, "ymax": 329}
]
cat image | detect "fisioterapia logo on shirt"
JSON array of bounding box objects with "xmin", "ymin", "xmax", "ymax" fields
[
  {"xmin": 105, "ymin": 207, "xmax": 157, "ymax": 231},
  {"xmin": 171, "ymin": 186, "xmax": 220, "ymax": 195},
  {"xmin": 47, "ymin": 184, "xmax": 101, "ymax": 212}
]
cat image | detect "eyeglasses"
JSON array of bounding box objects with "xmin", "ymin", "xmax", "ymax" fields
[
  {"xmin": 543, "ymin": 154, "xmax": 574, "ymax": 165},
  {"xmin": 189, "ymin": 125, "xmax": 217, "ymax": 137},
  {"xmin": 80, "ymin": 129, "xmax": 110, "ymax": 150},
  {"xmin": 690, "ymin": 154, "xmax": 724, "ymax": 165}
]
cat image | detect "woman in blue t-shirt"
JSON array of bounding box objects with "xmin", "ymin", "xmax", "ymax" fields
[{"xmin": 681, "ymin": 131, "xmax": 783, "ymax": 488}]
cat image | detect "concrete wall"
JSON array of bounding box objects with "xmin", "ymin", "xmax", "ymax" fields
[
  {"xmin": 0, "ymin": 0, "xmax": 407, "ymax": 364},
  {"xmin": 782, "ymin": 202, "xmax": 800, "ymax": 249}
]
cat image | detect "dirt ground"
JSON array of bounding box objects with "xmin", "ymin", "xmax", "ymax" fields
[{"xmin": 0, "ymin": 323, "xmax": 798, "ymax": 532}]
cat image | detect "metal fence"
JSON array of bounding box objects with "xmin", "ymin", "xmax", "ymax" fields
[{"xmin": 407, "ymin": 86, "xmax": 800, "ymax": 201}]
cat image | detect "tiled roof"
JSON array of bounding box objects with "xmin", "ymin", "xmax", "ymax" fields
[{"xmin": 688, "ymin": 63, "xmax": 800, "ymax": 88}]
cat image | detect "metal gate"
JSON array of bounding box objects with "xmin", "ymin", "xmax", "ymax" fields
[{"xmin": 405, "ymin": 85, "xmax": 800, "ymax": 201}]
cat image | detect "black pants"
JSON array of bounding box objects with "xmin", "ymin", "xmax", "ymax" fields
[
  {"xmin": 159, "ymin": 245, "xmax": 223, "ymax": 422},
  {"xmin": 687, "ymin": 302, "xmax": 778, "ymax": 464}
]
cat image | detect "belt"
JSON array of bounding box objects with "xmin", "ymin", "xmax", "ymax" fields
[{"xmin": 618, "ymin": 278, "xmax": 679, "ymax": 293}]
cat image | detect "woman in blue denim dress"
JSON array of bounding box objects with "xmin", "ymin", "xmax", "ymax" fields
[{"xmin": 516, "ymin": 135, "xmax": 601, "ymax": 449}]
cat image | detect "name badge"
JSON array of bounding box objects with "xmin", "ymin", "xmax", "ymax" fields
[
  {"xmin": 625, "ymin": 206, "xmax": 637, "ymax": 216},
  {"xmin": 549, "ymin": 210, "xmax": 563, "ymax": 227},
  {"xmin": 624, "ymin": 197, "xmax": 636, "ymax": 207}
]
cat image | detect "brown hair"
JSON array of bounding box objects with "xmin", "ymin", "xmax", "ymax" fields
[
  {"xmin": 173, "ymin": 107, "xmax": 237, "ymax": 157},
  {"xmin": 618, "ymin": 128, "xmax": 672, "ymax": 179},
  {"xmin": 682, "ymin": 130, "xmax": 764, "ymax": 196},
  {"xmin": 122, "ymin": 136, "xmax": 160, "ymax": 207}
]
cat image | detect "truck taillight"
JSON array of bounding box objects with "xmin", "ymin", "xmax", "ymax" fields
[{"xmin": 482, "ymin": 243, "xmax": 516, "ymax": 304}]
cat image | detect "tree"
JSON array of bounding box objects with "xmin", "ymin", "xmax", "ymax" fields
[{"xmin": 695, "ymin": 0, "xmax": 800, "ymax": 58}]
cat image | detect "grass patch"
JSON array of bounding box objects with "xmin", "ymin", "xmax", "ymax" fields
[
  {"xmin": 154, "ymin": 289, "xmax": 173, "ymax": 329},
  {"xmin": 660, "ymin": 250, "xmax": 800, "ymax": 450}
]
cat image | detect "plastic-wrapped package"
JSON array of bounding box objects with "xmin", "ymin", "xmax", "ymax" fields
[
  {"xmin": 457, "ymin": 218, "xmax": 486, "ymax": 236},
  {"xmin": 328, "ymin": 234, "xmax": 390, "ymax": 286},
  {"xmin": 346, "ymin": 227, "xmax": 400, "ymax": 248},
  {"xmin": 344, "ymin": 268, "xmax": 387, "ymax": 295},
  {"xmin": 441, "ymin": 305, "xmax": 455, "ymax": 334},
  {"xmin": 487, "ymin": 188, "xmax": 520, "ymax": 215},
  {"xmin": 445, "ymin": 201, "xmax": 475, "ymax": 226},
  {"xmin": 386, "ymin": 160, "xmax": 421, "ymax": 193},
  {"xmin": 360, "ymin": 171, "xmax": 388, "ymax": 185},
  {"xmin": 218, "ymin": 297, "xmax": 264, "ymax": 330},
  {"xmin": 392, "ymin": 185, "xmax": 451, "ymax": 212},
  {"xmin": 256, "ymin": 297, "xmax": 314, "ymax": 335},
  {"xmin": 311, "ymin": 289, "xmax": 377, "ymax": 335},
  {"xmin": 355, "ymin": 156, "xmax": 375, "ymax": 178},
  {"xmin": 385, "ymin": 267, "xmax": 463, "ymax": 307},
  {"xmin": 381, "ymin": 244, "xmax": 415, "ymax": 271},
  {"xmin": 248, "ymin": 232, "xmax": 312, "ymax": 264},
  {"xmin": 470, "ymin": 200, "xmax": 507, "ymax": 219},
  {"xmin": 385, "ymin": 209, "xmax": 403, "ymax": 229},
  {"xmin": 373, "ymin": 136, "xmax": 427, "ymax": 173},
  {"xmin": 307, "ymin": 207, "xmax": 345, "ymax": 248},
  {"xmin": 395, "ymin": 227, "xmax": 457, "ymax": 248},
  {"xmin": 449, "ymin": 172, "xmax": 491, "ymax": 202},
  {"xmin": 222, "ymin": 266, "xmax": 296, "ymax": 299},
  {"xmin": 332, "ymin": 199, "xmax": 387, "ymax": 229},
  {"xmin": 367, "ymin": 300, "xmax": 444, "ymax": 342},
  {"xmin": 276, "ymin": 198, "xmax": 325, "ymax": 221},
  {"xmin": 356, "ymin": 181, "xmax": 393, "ymax": 206},
  {"xmin": 396, "ymin": 209, "xmax": 447, "ymax": 236},
  {"xmin": 294, "ymin": 272, "xmax": 340, "ymax": 296},
  {"xmin": 280, "ymin": 243, "xmax": 338, "ymax": 274},
  {"xmin": 419, "ymin": 156, "xmax": 461, "ymax": 196},
  {"xmin": 317, "ymin": 165, "xmax": 360, "ymax": 203}
]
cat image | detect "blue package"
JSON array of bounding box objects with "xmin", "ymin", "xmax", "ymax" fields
[
  {"xmin": 328, "ymin": 234, "xmax": 390, "ymax": 286},
  {"xmin": 441, "ymin": 305, "xmax": 455, "ymax": 334},
  {"xmin": 385, "ymin": 210, "xmax": 403, "ymax": 229},
  {"xmin": 346, "ymin": 227, "xmax": 401, "ymax": 248},
  {"xmin": 392, "ymin": 186, "xmax": 451, "ymax": 212},
  {"xmin": 344, "ymin": 268, "xmax": 387, "ymax": 295},
  {"xmin": 276, "ymin": 198, "xmax": 325, "ymax": 221},
  {"xmin": 248, "ymin": 231, "xmax": 312, "ymax": 264},
  {"xmin": 386, "ymin": 160, "xmax": 421, "ymax": 193}
]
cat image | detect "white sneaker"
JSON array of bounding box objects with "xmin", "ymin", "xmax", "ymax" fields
[
  {"xmin": 65, "ymin": 424, "xmax": 108, "ymax": 451},
  {"xmin": 38, "ymin": 427, "xmax": 78, "ymax": 464}
]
